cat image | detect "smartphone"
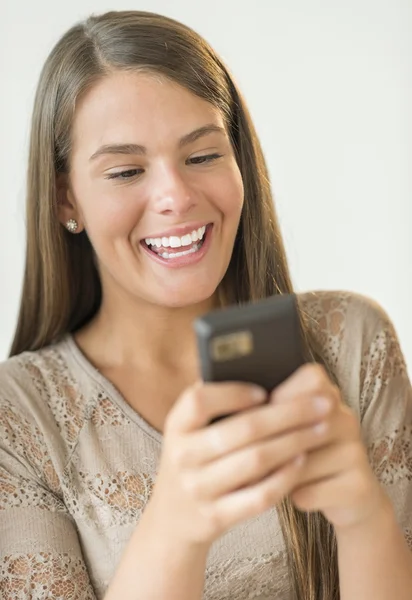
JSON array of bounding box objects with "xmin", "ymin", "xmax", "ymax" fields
[{"xmin": 194, "ymin": 293, "xmax": 306, "ymax": 403}]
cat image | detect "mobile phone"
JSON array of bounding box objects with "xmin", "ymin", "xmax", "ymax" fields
[{"xmin": 194, "ymin": 293, "xmax": 306, "ymax": 401}]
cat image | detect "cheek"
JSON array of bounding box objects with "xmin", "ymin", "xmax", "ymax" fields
[
  {"xmin": 211, "ymin": 165, "xmax": 244, "ymax": 220},
  {"xmin": 79, "ymin": 185, "xmax": 144, "ymax": 240}
]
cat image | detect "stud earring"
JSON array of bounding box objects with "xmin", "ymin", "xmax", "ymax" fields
[{"xmin": 66, "ymin": 219, "xmax": 78, "ymax": 233}]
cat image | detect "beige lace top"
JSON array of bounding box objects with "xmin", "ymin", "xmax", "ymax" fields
[{"xmin": 0, "ymin": 291, "xmax": 411, "ymax": 600}]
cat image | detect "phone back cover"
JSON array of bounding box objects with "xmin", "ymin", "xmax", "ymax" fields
[{"xmin": 194, "ymin": 294, "xmax": 306, "ymax": 392}]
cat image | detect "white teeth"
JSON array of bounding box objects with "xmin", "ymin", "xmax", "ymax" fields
[
  {"xmin": 160, "ymin": 243, "xmax": 200, "ymax": 259},
  {"xmin": 181, "ymin": 234, "xmax": 193, "ymax": 247},
  {"xmin": 145, "ymin": 225, "xmax": 208, "ymax": 249},
  {"xmin": 169, "ymin": 236, "xmax": 182, "ymax": 248}
]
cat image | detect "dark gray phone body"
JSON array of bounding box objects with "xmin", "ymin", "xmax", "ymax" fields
[{"xmin": 194, "ymin": 293, "xmax": 306, "ymax": 393}]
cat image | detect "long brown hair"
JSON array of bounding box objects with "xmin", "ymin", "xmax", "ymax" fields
[{"xmin": 10, "ymin": 11, "xmax": 338, "ymax": 599}]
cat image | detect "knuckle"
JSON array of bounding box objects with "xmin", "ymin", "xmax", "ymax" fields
[
  {"xmin": 247, "ymin": 447, "xmax": 267, "ymax": 472},
  {"xmin": 240, "ymin": 416, "xmax": 261, "ymax": 443},
  {"xmin": 206, "ymin": 428, "xmax": 227, "ymax": 454},
  {"xmin": 171, "ymin": 443, "xmax": 190, "ymax": 468},
  {"xmin": 180, "ymin": 472, "xmax": 200, "ymax": 497},
  {"xmin": 253, "ymin": 475, "xmax": 285, "ymax": 513}
]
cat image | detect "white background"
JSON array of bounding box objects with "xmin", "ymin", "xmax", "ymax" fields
[{"xmin": 1, "ymin": 0, "xmax": 411, "ymax": 371}]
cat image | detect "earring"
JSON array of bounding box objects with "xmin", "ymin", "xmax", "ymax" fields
[{"xmin": 66, "ymin": 219, "xmax": 78, "ymax": 233}]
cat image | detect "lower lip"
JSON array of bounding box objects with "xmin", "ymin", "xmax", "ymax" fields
[{"xmin": 140, "ymin": 224, "xmax": 214, "ymax": 269}]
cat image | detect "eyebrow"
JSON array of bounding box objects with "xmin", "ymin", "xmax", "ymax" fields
[{"xmin": 89, "ymin": 123, "xmax": 226, "ymax": 161}]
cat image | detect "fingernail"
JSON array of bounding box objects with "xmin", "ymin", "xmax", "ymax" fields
[
  {"xmin": 314, "ymin": 396, "xmax": 331, "ymax": 414},
  {"xmin": 250, "ymin": 386, "xmax": 267, "ymax": 403},
  {"xmin": 313, "ymin": 421, "xmax": 328, "ymax": 435},
  {"xmin": 294, "ymin": 454, "xmax": 306, "ymax": 467}
]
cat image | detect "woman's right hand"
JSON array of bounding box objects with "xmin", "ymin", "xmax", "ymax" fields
[{"xmin": 147, "ymin": 380, "xmax": 331, "ymax": 548}]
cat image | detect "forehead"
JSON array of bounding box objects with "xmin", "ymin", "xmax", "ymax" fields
[{"xmin": 71, "ymin": 71, "xmax": 225, "ymax": 157}]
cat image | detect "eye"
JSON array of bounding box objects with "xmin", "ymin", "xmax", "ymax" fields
[
  {"xmin": 187, "ymin": 153, "xmax": 224, "ymax": 165},
  {"xmin": 105, "ymin": 168, "xmax": 144, "ymax": 180}
]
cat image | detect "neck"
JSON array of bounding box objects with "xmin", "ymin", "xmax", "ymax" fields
[{"xmin": 75, "ymin": 286, "xmax": 218, "ymax": 372}]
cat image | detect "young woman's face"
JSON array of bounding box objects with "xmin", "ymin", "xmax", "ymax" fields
[{"xmin": 64, "ymin": 71, "xmax": 244, "ymax": 308}]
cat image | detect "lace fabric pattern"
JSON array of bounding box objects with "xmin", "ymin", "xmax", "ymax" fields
[
  {"xmin": 299, "ymin": 291, "xmax": 351, "ymax": 370},
  {"xmin": 21, "ymin": 355, "xmax": 89, "ymax": 451},
  {"xmin": 0, "ymin": 399, "xmax": 61, "ymax": 498},
  {"xmin": 0, "ymin": 467, "xmax": 63, "ymax": 513},
  {"xmin": 368, "ymin": 425, "xmax": 412, "ymax": 486},
  {"xmin": 204, "ymin": 552, "xmax": 289, "ymax": 600},
  {"xmin": 68, "ymin": 468, "xmax": 156, "ymax": 528},
  {"xmin": 359, "ymin": 317, "xmax": 408, "ymax": 419},
  {"xmin": 0, "ymin": 554, "xmax": 95, "ymax": 600},
  {"xmin": 90, "ymin": 393, "xmax": 132, "ymax": 428},
  {"xmin": 0, "ymin": 291, "xmax": 411, "ymax": 598}
]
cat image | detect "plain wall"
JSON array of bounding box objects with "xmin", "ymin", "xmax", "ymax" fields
[{"xmin": 1, "ymin": 0, "xmax": 411, "ymax": 370}]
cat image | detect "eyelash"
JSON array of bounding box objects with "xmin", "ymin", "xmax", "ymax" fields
[{"xmin": 105, "ymin": 153, "xmax": 224, "ymax": 180}]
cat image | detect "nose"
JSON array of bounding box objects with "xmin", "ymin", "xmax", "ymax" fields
[{"xmin": 150, "ymin": 164, "xmax": 197, "ymax": 216}]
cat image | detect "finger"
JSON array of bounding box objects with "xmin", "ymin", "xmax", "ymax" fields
[
  {"xmin": 271, "ymin": 363, "xmax": 341, "ymax": 408},
  {"xmin": 183, "ymin": 393, "xmax": 333, "ymax": 465},
  {"xmin": 291, "ymin": 468, "xmax": 369, "ymax": 515},
  {"xmin": 210, "ymin": 454, "xmax": 307, "ymax": 529},
  {"xmin": 308, "ymin": 404, "xmax": 360, "ymax": 445},
  {"xmin": 186, "ymin": 422, "xmax": 340, "ymax": 499},
  {"xmin": 294, "ymin": 441, "xmax": 367, "ymax": 489},
  {"xmin": 166, "ymin": 381, "xmax": 267, "ymax": 434}
]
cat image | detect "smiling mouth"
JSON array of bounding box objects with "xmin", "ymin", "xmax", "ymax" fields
[{"xmin": 141, "ymin": 224, "xmax": 212, "ymax": 260}]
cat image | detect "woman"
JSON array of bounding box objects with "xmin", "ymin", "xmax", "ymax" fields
[{"xmin": 0, "ymin": 10, "xmax": 411, "ymax": 600}]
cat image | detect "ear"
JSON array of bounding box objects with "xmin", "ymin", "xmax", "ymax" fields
[{"xmin": 56, "ymin": 174, "xmax": 84, "ymax": 233}]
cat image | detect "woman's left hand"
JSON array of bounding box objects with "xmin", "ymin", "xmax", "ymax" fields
[{"xmin": 271, "ymin": 363, "xmax": 389, "ymax": 531}]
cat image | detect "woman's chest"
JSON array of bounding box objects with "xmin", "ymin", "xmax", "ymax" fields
[
  {"xmin": 101, "ymin": 365, "xmax": 196, "ymax": 432},
  {"xmin": 60, "ymin": 410, "xmax": 290, "ymax": 599}
]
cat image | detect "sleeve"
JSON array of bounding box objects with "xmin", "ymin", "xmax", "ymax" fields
[
  {"xmin": 359, "ymin": 305, "xmax": 412, "ymax": 550},
  {"xmin": 0, "ymin": 395, "xmax": 97, "ymax": 599}
]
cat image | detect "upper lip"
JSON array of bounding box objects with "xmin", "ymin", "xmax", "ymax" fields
[{"xmin": 141, "ymin": 222, "xmax": 212, "ymax": 240}]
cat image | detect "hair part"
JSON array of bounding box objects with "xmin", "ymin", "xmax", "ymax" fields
[{"xmin": 10, "ymin": 11, "xmax": 339, "ymax": 599}]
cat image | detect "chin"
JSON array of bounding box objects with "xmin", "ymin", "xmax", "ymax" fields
[{"xmin": 151, "ymin": 281, "xmax": 218, "ymax": 310}]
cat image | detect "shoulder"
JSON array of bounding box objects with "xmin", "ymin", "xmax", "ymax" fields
[
  {"xmin": 298, "ymin": 288, "xmax": 393, "ymax": 328},
  {"xmin": 0, "ymin": 338, "xmax": 96, "ymax": 460},
  {"xmin": 297, "ymin": 289, "xmax": 402, "ymax": 357},
  {"xmin": 297, "ymin": 290, "xmax": 408, "ymax": 415}
]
